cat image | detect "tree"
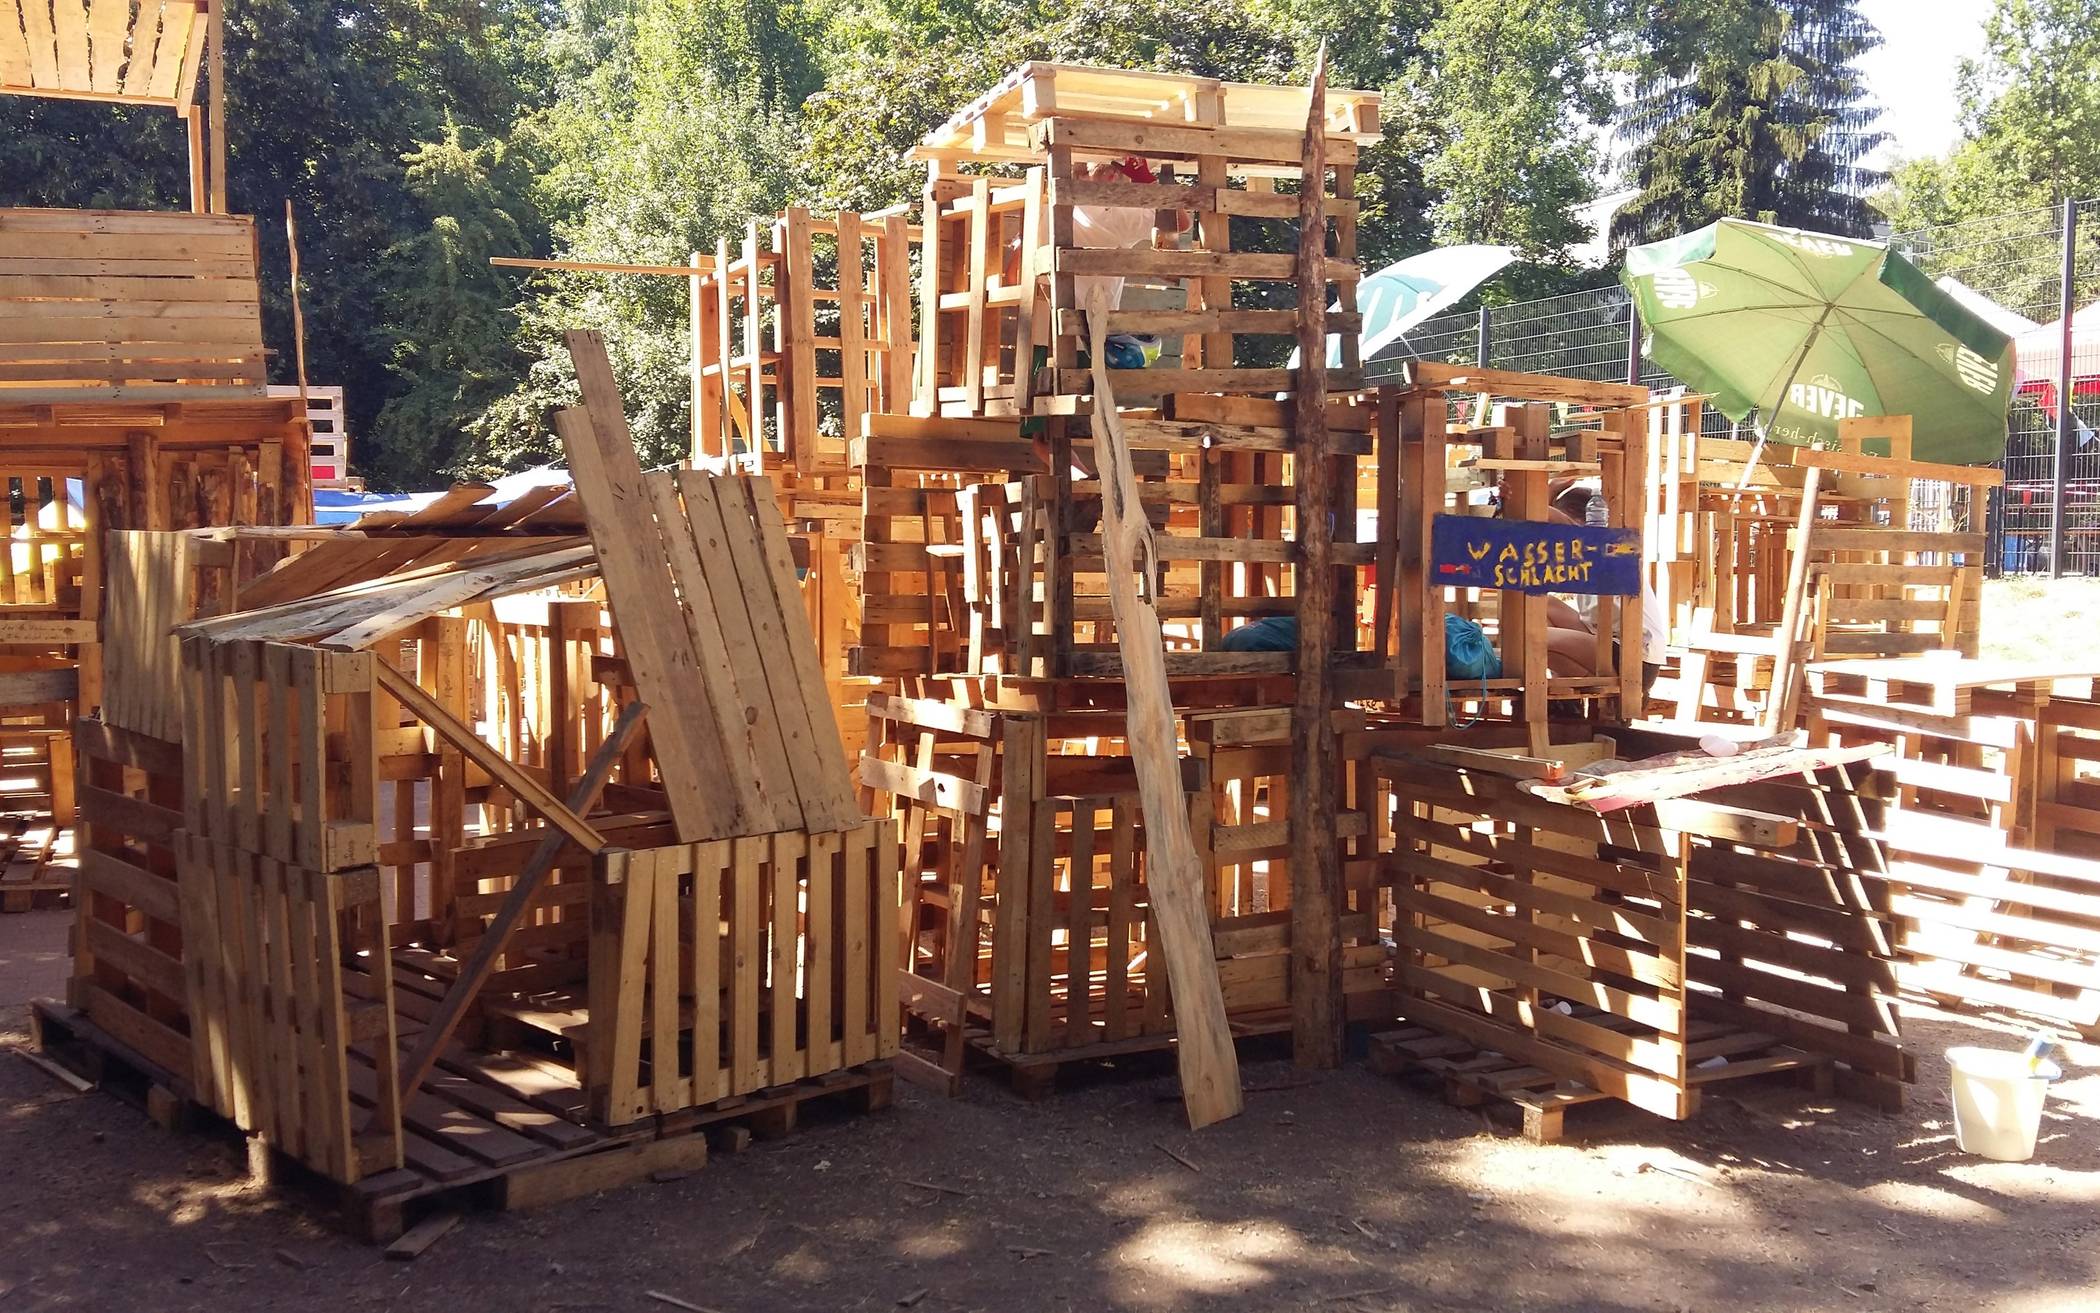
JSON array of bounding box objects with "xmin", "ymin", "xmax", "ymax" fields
[
  {"xmin": 1879, "ymin": 0, "xmax": 2100, "ymax": 230},
  {"xmin": 0, "ymin": 0, "xmax": 554, "ymax": 490},
  {"xmin": 1420, "ymin": 0, "xmax": 1615, "ymax": 265},
  {"xmin": 1612, "ymin": 0, "xmax": 1887, "ymax": 248},
  {"xmin": 366, "ymin": 125, "xmax": 547, "ymax": 486},
  {"xmin": 480, "ymin": 0, "xmax": 805, "ymax": 470}
]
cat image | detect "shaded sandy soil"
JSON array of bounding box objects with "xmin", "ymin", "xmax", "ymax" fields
[{"xmin": 4, "ymin": 907, "xmax": 2097, "ymax": 1312}]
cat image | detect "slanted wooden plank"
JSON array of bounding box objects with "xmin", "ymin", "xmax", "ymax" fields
[
  {"xmin": 1079, "ymin": 293, "xmax": 1242, "ymax": 1130},
  {"xmin": 557, "ymin": 330, "xmax": 739, "ymax": 841},
  {"xmin": 672, "ymin": 471, "xmax": 802, "ymax": 833},
  {"xmin": 640, "ymin": 471, "xmax": 769, "ymax": 830},
  {"xmin": 374, "ymin": 662, "xmax": 606, "ymax": 855},
  {"xmin": 738, "ymin": 476, "xmax": 861, "ymax": 831}
]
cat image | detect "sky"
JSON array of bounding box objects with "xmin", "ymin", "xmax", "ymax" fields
[{"xmin": 1856, "ymin": 0, "xmax": 1994, "ymax": 168}]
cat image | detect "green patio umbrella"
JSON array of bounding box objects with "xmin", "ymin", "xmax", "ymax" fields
[{"xmin": 1621, "ymin": 218, "xmax": 2014, "ymax": 464}]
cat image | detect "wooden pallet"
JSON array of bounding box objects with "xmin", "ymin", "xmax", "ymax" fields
[
  {"xmin": 0, "ymin": 814, "xmax": 72, "ymax": 911},
  {"xmin": 1368, "ymin": 1017, "xmax": 1834, "ymax": 1144},
  {"xmin": 932, "ymin": 1010, "xmax": 1354, "ymax": 1100},
  {"xmin": 31, "ymin": 995, "xmax": 893, "ymax": 1243}
]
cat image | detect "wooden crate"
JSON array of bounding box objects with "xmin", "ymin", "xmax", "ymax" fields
[
  {"xmin": 691, "ymin": 206, "xmax": 917, "ymax": 475},
  {"xmin": 1372, "ymin": 373, "xmax": 1651, "ymax": 746},
  {"xmin": 873, "ymin": 690, "xmax": 1391, "ymax": 1089},
  {"xmin": 584, "ymin": 819, "xmax": 901, "ymax": 1127},
  {"xmin": 1804, "ymin": 663, "xmax": 2100, "ymax": 1033},
  {"xmin": 1367, "ymin": 748, "xmax": 1911, "ymax": 1121},
  {"xmin": 69, "ymin": 716, "xmax": 192, "ymax": 1083},
  {"xmin": 174, "ymin": 831, "xmax": 402, "ymax": 1182}
]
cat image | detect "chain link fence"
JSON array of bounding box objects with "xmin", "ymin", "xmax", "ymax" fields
[{"xmin": 1365, "ymin": 198, "xmax": 2100, "ymax": 575}]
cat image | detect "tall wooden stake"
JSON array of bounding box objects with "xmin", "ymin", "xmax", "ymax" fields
[
  {"xmin": 206, "ymin": 0, "xmax": 226, "ymax": 213},
  {"xmin": 1289, "ymin": 44, "xmax": 1343, "ymax": 1069},
  {"xmin": 1084, "ymin": 290, "xmax": 1243, "ymax": 1130}
]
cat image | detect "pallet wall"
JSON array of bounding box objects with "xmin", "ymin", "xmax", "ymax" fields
[{"xmin": 586, "ymin": 819, "xmax": 901, "ymax": 1126}]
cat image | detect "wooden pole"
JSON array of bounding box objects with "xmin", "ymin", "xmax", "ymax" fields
[
  {"xmin": 1288, "ymin": 44, "xmax": 1343, "ymax": 1069},
  {"xmin": 285, "ymin": 201, "xmax": 310, "ymax": 404},
  {"xmin": 690, "ymin": 248, "xmax": 705, "ymax": 466},
  {"xmin": 206, "ymin": 0, "xmax": 225, "ymax": 214},
  {"xmin": 1083, "ymin": 289, "xmax": 1243, "ymax": 1130},
  {"xmin": 1763, "ymin": 464, "xmax": 1822, "ymax": 735},
  {"xmin": 185, "ymin": 112, "xmax": 205, "ymax": 214}
]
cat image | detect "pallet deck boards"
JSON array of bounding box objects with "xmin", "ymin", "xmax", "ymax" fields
[{"xmin": 1368, "ymin": 1018, "xmax": 1833, "ymax": 1143}]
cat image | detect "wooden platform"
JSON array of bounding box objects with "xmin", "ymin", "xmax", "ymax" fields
[
  {"xmin": 0, "ymin": 815, "xmax": 72, "ymax": 911},
  {"xmin": 1368, "ymin": 1016, "xmax": 1835, "ymax": 1144},
  {"xmin": 926, "ymin": 1009, "xmax": 1341, "ymax": 1100},
  {"xmin": 30, "ymin": 996, "xmax": 893, "ymax": 1243}
]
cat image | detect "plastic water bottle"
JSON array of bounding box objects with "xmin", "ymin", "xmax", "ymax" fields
[
  {"xmin": 2021, "ymin": 1032, "xmax": 2056, "ymax": 1075},
  {"xmin": 1584, "ymin": 488, "xmax": 1608, "ymax": 527}
]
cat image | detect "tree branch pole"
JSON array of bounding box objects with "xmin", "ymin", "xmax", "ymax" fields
[
  {"xmin": 1289, "ymin": 43, "xmax": 1344, "ymax": 1069},
  {"xmin": 1083, "ymin": 288, "xmax": 1244, "ymax": 1130}
]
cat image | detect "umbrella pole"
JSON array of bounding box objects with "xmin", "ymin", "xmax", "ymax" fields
[{"xmin": 1735, "ymin": 306, "xmax": 1836, "ymax": 491}]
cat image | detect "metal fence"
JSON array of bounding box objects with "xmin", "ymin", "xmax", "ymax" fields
[{"xmin": 1365, "ymin": 198, "xmax": 2100, "ymax": 576}]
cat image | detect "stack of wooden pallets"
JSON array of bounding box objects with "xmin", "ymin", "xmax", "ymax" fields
[{"xmin": 40, "ymin": 332, "xmax": 899, "ymax": 1239}]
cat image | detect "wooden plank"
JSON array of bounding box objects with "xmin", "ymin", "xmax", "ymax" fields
[
  {"xmin": 1289, "ymin": 55, "xmax": 1341, "ymax": 1070},
  {"xmin": 690, "ymin": 839, "xmax": 729, "ymax": 1104},
  {"xmin": 586, "ymin": 848, "xmax": 654, "ymax": 1126},
  {"xmin": 740, "ymin": 476, "xmax": 860, "ymax": 828},
  {"xmin": 671, "ymin": 471, "xmax": 802, "ymax": 832},
  {"xmin": 731, "ymin": 835, "xmax": 765, "ymax": 1092},
  {"xmin": 374, "ymin": 662, "xmax": 606, "ymax": 855},
  {"xmin": 770, "ymin": 830, "xmax": 807, "ymax": 1083},
  {"xmin": 556, "ymin": 331, "xmax": 739, "ymax": 840},
  {"xmin": 1077, "ymin": 293, "xmax": 1241, "ymax": 1128},
  {"xmin": 1790, "ymin": 446, "xmax": 2004, "ymax": 487},
  {"xmin": 640, "ymin": 471, "xmax": 770, "ymax": 830}
]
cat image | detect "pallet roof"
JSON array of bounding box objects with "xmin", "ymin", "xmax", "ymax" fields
[
  {"xmin": 0, "ymin": 0, "xmax": 209, "ymax": 111},
  {"xmin": 913, "ymin": 61, "xmax": 1383, "ymax": 162}
]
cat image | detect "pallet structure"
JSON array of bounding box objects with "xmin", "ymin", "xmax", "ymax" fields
[
  {"xmin": 2, "ymin": 11, "xmax": 312, "ymax": 896},
  {"xmin": 1646, "ymin": 416, "xmax": 1990, "ymax": 727},
  {"xmin": 269, "ymin": 384, "xmax": 359, "ymax": 490},
  {"xmin": 45, "ymin": 339, "xmax": 899, "ymax": 1237},
  {"xmin": 35, "ymin": 51, "xmax": 2100, "ymax": 1221},
  {"xmin": 1367, "ymin": 363, "xmax": 1652, "ymax": 749},
  {"xmin": 0, "ymin": 206, "xmax": 313, "ymax": 892},
  {"xmin": 1365, "ymin": 732, "xmax": 1913, "ymax": 1130},
  {"xmin": 850, "ymin": 61, "xmax": 1397, "ymax": 1092}
]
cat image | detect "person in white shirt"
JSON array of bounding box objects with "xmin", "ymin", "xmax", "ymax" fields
[{"xmin": 1541, "ymin": 481, "xmax": 1664, "ymax": 692}]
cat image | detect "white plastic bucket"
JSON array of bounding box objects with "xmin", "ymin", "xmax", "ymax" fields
[{"xmin": 1947, "ymin": 1046, "xmax": 2059, "ymax": 1161}]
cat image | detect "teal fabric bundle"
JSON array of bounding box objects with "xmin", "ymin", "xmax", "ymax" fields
[
  {"xmin": 1443, "ymin": 613, "xmax": 1500, "ymax": 728},
  {"xmin": 1443, "ymin": 613, "xmax": 1501, "ymax": 679},
  {"xmin": 1220, "ymin": 615, "xmax": 1298, "ymax": 652}
]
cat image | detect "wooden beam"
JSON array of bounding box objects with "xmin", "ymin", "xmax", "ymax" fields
[
  {"xmin": 1083, "ymin": 291, "xmax": 1242, "ymax": 1130},
  {"xmin": 1763, "ymin": 464, "xmax": 1822, "ymax": 735},
  {"xmin": 205, "ymin": 0, "xmax": 224, "ymax": 213},
  {"xmin": 387, "ymin": 701, "xmax": 645, "ymax": 1119},
  {"xmin": 1288, "ymin": 45, "xmax": 1343, "ymax": 1071},
  {"xmin": 374, "ymin": 661, "xmax": 607, "ymax": 853},
  {"xmin": 489, "ymin": 256, "xmax": 715, "ymax": 278}
]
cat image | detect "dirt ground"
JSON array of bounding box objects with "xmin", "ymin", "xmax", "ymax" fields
[{"xmin": 2, "ymin": 907, "xmax": 2097, "ymax": 1313}]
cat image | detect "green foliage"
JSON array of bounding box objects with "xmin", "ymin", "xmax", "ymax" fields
[
  {"xmin": 1420, "ymin": 0, "xmax": 1614, "ymax": 261},
  {"xmin": 1613, "ymin": 0, "xmax": 1887, "ymax": 248},
  {"xmin": 366, "ymin": 125, "xmax": 547, "ymax": 487},
  {"xmin": 6, "ymin": 0, "xmax": 1669, "ymax": 488}
]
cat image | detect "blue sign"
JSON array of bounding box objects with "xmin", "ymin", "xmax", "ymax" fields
[{"xmin": 1430, "ymin": 514, "xmax": 1640, "ymax": 596}]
